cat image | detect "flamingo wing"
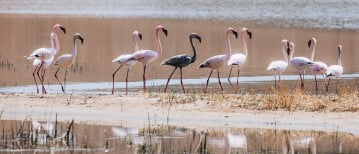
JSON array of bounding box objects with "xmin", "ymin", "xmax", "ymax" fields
[
  {"xmin": 54, "ymin": 54, "xmax": 72, "ymax": 67},
  {"xmin": 29, "ymin": 47, "xmax": 56, "ymax": 60},
  {"xmin": 161, "ymin": 54, "xmax": 192, "ymax": 67},
  {"xmin": 266, "ymin": 60, "xmax": 288, "ymax": 73},
  {"xmin": 112, "ymin": 54, "xmax": 137, "ymax": 66},
  {"xmin": 310, "ymin": 61, "xmax": 328, "ymax": 74},
  {"xmin": 198, "ymin": 54, "xmax": 226, "ymax": 69},
  {"xmin": 228, "ymin": 53, "xmax": 246, "ymax": 66}
]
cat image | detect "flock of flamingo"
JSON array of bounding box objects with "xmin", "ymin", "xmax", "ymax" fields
[{"xmin": 27, "ymin": 24, "xmax": 343, "ymax": 95}]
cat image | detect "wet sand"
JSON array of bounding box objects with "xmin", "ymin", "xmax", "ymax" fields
[
  {"xmin": 1, "ymin": 91, "xmax": 359, "ymax": 136},
  {"xmin": 0, "ymin": 14, "xmax": 359, "ymax": 87}
]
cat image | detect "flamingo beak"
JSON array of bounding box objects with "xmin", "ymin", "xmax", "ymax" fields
[
  {"xmin": 247, "ymin": 30, "xmax": 252, "ymax": 39},
  {"xmin": 233, "ymin": 30, "xmax": 238, "ymax": 39},
  {"xmin": 60, "ymin": 26, "xmax": 66, "ymax": 34},
  {"xmin": 79, "ymin": 37, "xmax": 84, "ymax": 44},
  {"xmin": 308, "ymin": 39, "xmax": 312, "ymax": 48},
  {"xmin": 138, "ymin": 33, "xmax": 143, "ymax": 40},
  {"xmin": 163, "ymin": 28, "xmax": 168, "ymax": 37}
]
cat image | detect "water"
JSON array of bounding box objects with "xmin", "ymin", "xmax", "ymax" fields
[
  {"xmin": 1, "ymin": 74, "xmax": 359, "ymax": 94},
  {"xmin": 1, "ymin": 119, "xmax": 358, "ymax": 153},
  {"xmin": 0, "ymin": 0, "xmax": 358, "ymax": 30}
]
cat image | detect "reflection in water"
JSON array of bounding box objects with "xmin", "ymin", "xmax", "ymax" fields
[{"xmin": 1, "ymin": 119, "xmax": 357, "ymax": 153}]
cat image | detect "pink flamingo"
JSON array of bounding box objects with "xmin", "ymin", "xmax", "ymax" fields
[
  {"xmin": 288, "ymin": 42, "xmax": 313, "ymax": 89},
  {"xmin": 325, "ymin": 45, "xmax": 343, "ymax": 93},
  {"xmin": 28, "ymin": 24, "xmax": 66, "ymax": 94},
  {"xmin": 54, "ymin": 33, "xmax": 84, "ymax": 94},
  {"xmin": 161, "ymin": 33, "xmax": 201, "ymax": 93},
  {"xmin": 129, "ymin": 25, "xmax": 168, "ymax": 92},
  {"xmin": 112, "ymin": 31, "xmax": 142, "ymax": 95},
  {"xmin": 227, "ymin": 28, "xmax": 252, "ymax": 93},
  {"xmin": 266, "ymin": 39, "xmax": 290, "ymax": 88},
  {"xmin": 32, "ymin": 33, "xmax": 55, "ymax": 93},
  {"xmin": 198, "ymin": 28, "xmax": 238, "ymax": 92},
  {"xmin": 308, "ymin": 38, "xmax": 328, "ymax": 93}
]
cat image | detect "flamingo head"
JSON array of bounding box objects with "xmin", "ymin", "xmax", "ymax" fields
[
  {"xmin": 190, "ymin": 33, "xmax": 201, "ymax": 43},
  {"xmin": 286, "ymin": 41, "xmax": 291, "ymax": 55},
  {"xmin": 307, "ymin": 37, "xmax": 316, "ymax": 48},
  {"xmin": 133, "ymin": 31, "xmax": 142, "ymax": 40},
  {"xmin": 281, "ymin": 39, "xmax": 289, "ymax": 53},
  {"xmin": 53, "ymin": 24, "xmax": 66, "ymax": 34},
  {"xmin": 338, "ymin": 44, "xmax": 342, "ymax": 54},
  {"xmin": 241, "ymin": 28, "xmax": 252, "ymax": 39},
  {"xmin": 74, "ymin": 33, "xmax": 84, "ymax": 44},
  {"xmin": 288, "ymin": 41, "xmax": 295, "ymax": 56},
  {"xmin": 227, "ymin": 28, "xmax": 238, "ymax": 39},
  {"xmin": 156, "ymin": 25, "xmax": 168, "ymax": 37}
]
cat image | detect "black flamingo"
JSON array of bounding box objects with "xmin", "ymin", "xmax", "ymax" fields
[{"xmin": 161, "ymin": 33, "xmax": 202, "ymax": 93}]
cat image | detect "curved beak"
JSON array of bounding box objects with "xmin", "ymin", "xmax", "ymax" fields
[
  {"xmin": 246, "ymin": 30, "xmax": 252, "ymax": 39},
  {"xmin": 162, "ymin": 28, "xmax": 168, "ymax": 37},
  {"xmin": 233, "ymin": 30, "xmax": 238, "ymax": 39},
  {"xmin": 138, "ymin": 33, "xmax": 143, "ymax": 40},
  {"xmin": 60, "ymin": 26, "xmax": 66, "ymax": 34}
]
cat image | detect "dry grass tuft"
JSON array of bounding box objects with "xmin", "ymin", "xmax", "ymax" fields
[{"xmin": 151, "ymin": 83, "xmax": 359, "ymax": 112}]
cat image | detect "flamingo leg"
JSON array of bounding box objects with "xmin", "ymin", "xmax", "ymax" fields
[
  {"xmin": 180, "ymin": 67, "xmax": 185, "ymax": 93},
  {"xmin": 111, "ymin": 65, "xmax": 122, "ymax": 95},
  {"xmin": 299, "ymin": 72, "xmax": 304, "ymax": 89},
  {"xmin": 278, "ymin": 72, "xmax": 282, "ymax": 89},
  {"xmin": 41, "ymin": 68, "xmax": 47, "ymax": 94},
  {"xmin": 54, "ymin": 68, "xmax": 64, "ymax": 93},
  {"xmin": 274, "ymin": 75, "xmax": 277, "ymax": 88},
  {"xmin": 314, "ymin": 74, "xmax": 318, "ymax": 95},
  {"xmin": 227, "ymin": 67, "xmax": 236, "ymax": 93},
  {"xmin": 236, "ymin": 67, "xmax": 240, "ymax": 91},
  {"xmin": 205, "ymin": 70, "xmax": 213, "ymax": 92},
  {"xmin": 143, "ymin": 64, "xmax": 147, "ymax": 92},
  {"xmin": 164, "ymin": 67, "xmax": 177, "ymax": 93},
  {"xmin": 33, "ymin": 66, "xmax": 39, "ymax": 93},
  {"xmin": 125, "ymin": 67, "xmax": 129, "ymax": 95},
  {"xmin": 63, "ymin": 69, "xmax": 68, "ymax": 94},
  {"xmin": 336, "ymin": 77, "xmax": 339, "ymax": 93},
  {"xmin": 217, "ymin": 69, "xmax": 223, "ymax": 92},
  {"xmin": 326, "ymin": 78, "xmax": 331, "ymax": 93},
  {"xmin": 37, "ymin": 63, "xmax": 46, "ymax": 94}
]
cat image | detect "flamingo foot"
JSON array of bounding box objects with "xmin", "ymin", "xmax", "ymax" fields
[{"xmin": 301, "ymin": 83, "xmax": 304, "ymax": 89}]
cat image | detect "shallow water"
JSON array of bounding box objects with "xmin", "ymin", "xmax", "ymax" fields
[
  {"xmin": 0, "ymin": 15, "xmax": 358, "ymax": 90},
  {"xmin": 1, "ymin": 74, "xmax": 358, "ymax": 94},
  {"xmin": 1, "ymin": 119, "xmax": 359, "ymax": 153},
  {"xmin": 0, "ymin": 0, "xmax": 358, "ymax": 30}
]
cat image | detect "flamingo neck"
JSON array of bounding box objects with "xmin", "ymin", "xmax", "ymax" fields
[
  {"xmin": 282, "ymin": 44, "xmax": 289, "ymax": 63},
  {"xmin": 226, "ymin": 32, "xmax": 232, "ymax": 60},
  {"xmin": 72, "ymin": 38, "xmax": 78, "ymax": 61},
  {"xmin": 53, "ymin": 32, "xmax": 60, "ymax": 54},
  {"xmin": 156, "ymin": 30, "xmax": 163, "ymax": 56},
  {"xmin": 190, "ymin": 37, "xmax": 197, "ymax": 63},
  {"xmin": 310, "ymin": 41, "xmax": 316, "ymax": 61},
  {"xmin": 338, "ymin": 50, "xmax": 342, "ymax": 66},
  {"xmin": 241, "ymin": 31, "xmax": 248, "ymax": 56},
  {"xmin": 134, "ymin": 34, "xmax": 139, "ymax": 51}
]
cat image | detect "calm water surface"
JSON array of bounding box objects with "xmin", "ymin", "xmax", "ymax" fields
[{"xmin": 1, "ymin": 119, "xmax": 358, "ymax": 153}]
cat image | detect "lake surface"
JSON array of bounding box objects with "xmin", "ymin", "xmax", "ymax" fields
[{"xmin": 1, "ymin": 119, "xmax": 359, "ymax": 153}]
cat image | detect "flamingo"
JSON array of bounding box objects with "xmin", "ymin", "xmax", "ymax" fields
[
  {"xmin": 54, "ymin": 33, "xmax": 84, "ymax": 93},
  {"xmin": 28, "ymin": 24, "xmax": 66, "ymax": 94},
  {"xmin": 308, "ymin": 38, "xmax": 328, "ymax": 93},
  {"xmin": 227, "ymin": 28, "xmax": 252, "ymax": 93},
  {"xmin": 161, "ymin": 33, "xmax": 202, "ymax": 93},
  {"xmin": 325, "ymin": 45, "xmax": 343, "ymax": 93},
  {"xmin": 266, "ymin": 39, "xmax": 290, "ymax": 88},
  {"xmin": 198, "ymin": 28, "xmax": 238, "ymax": 92},
  {"xmin": 32, "ymin": 33, "xmax": 56, "ymax": 93},
  {"xmin": 288, "ymin": 41, "xmax": 313, "ymax": 89},
  {"xmin": 112, "ymin": 31, "xmax": 142, "ymax": 95},
  {"xmin": 129, "ymin": 25, "xmax": 168, "ymax": 92}
]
